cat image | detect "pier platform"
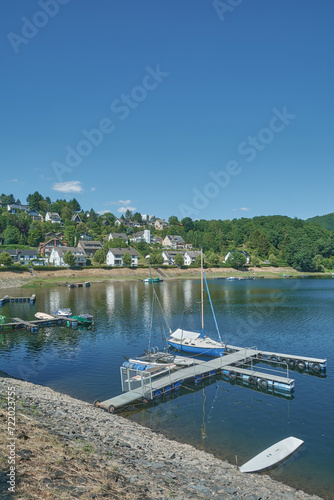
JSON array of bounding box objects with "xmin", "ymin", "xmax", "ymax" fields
[
  {"xmin": 96, "ymin": 348, "xmax": 295, "ymax": 413},
  {"xmin": 0, "ymin": 314, "xmax": 79, "ymax": 333},
  {"xmin": 0, "ymin": 294, "xmax": 36, "ymax": 306}
]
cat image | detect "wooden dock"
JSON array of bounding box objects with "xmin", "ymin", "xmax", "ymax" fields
[
  {"xmin": 0, "ymin": 294, "xmax": 36, "ymax": 306},
  {"xmin": 0, "ymin": 314, "xmax": 79, "ymax": 333}
]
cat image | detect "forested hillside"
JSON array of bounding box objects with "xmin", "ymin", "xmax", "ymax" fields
[
  {"xmin": 1, "ymin": 192, "xmax": 334, "ymax": 272},
  {"xmin": 306, "ymin": 212, "xmax": 334, "ymax": 231}
]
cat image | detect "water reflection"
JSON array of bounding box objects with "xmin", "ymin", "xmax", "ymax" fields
[{"xmin": 0, "ymin": 279, "xmax": 333, "ymax": 498}]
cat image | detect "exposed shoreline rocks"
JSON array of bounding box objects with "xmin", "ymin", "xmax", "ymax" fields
[{"xmin": 0, "ymin": 371, "xmax": 324, "ymax": 499}]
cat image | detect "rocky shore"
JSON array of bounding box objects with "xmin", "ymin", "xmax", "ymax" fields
[{"xmin": 0, "ymin": 372, "xmax": 324, "ymax": 500}]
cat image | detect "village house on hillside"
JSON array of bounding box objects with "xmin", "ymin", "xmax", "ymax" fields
[
  {"xmin": 39, "ymin": 237, "xmax": 67, "ymax": 258},
  {"xmin": 27, "ymin": 209, "xmax": 43, "ymax": 222},
  {"xmin": 162, "ymin": 251, "xmax": 185, "ymax": 265},
  {"xmin": 154, "ymin": 218, "xmax": 168, "ymax": 230},
  {"xmin": 77, "ymin": 240, "xmax": 103, "ymax": 257},
  {"xmin": 0, "ymin": 248, "xmax": 38, "ymax": 265},
  {"xmin": 71, "ymin": 213, "xmax": 82, "ymax": 223},
  {"xmin": 7, "ymin": 203, "xmax": 29, "ymax": 214},
  {"xmin": 183, "ymin": 250, "xmax": 202, "ymax": 266},
  {"xmin": 49, "ymin": 247, "xmax": 86, "ymax": 267},
  {"xmin": 162, "ymin": 235, "xmax": 185, "ymax": 249},
  {"xmin": 108, "ymin": 232, "xmax": 128, "ymax": 241},
  {"xmin": 106, "ymin": 247, "xmax": 139, "ymax": 267},
  {"xmin": 45, "ymin": 212, "xmax": 62, "ymax": 224}
]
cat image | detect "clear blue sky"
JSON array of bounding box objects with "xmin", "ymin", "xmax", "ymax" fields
[{"xmin": 1, "ymin": 0, "xmax": 333, "ymax": 221}]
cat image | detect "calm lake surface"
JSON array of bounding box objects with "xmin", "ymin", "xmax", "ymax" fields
[{"xmin": 1, "ymin": 278, "xmax": 333, "ymax": 498}]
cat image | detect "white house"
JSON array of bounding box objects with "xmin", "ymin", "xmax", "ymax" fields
[
  {"xmin": 183, "ymin": 251, "xmax": 202, "ymax": 266},
  {"xmin": 162, "ymin": 251, "xmax": 185, "ymax": 265},
  {"xmin": 49, "ymin": 247, "xmax": 86, "ymax": 266},
  {"xmin": 45, "ymin": 212, "xmax": 62, "ymax": 224},
  {"xmin": 106, "ymin": 247, "xmax": 139, "ymax": 267},
  {"xmin": 7, "ymin": 203, "xmax": 30, "ymax": 214},
  {"xmin": 130, "ymin": 229, "xmax": 152, "ymax": 244},
  {"xmin": 154, "ymin": 218, "xmax": 168, "ymax": 230},
  {"xmin": 224, "ymin": 250, "xmax": 250, "ymax": 264}
]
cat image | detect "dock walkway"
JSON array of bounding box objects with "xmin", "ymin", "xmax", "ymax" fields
[{"xmin": 97, "ymin": 348, "xmax": 295, "ymax": 413}]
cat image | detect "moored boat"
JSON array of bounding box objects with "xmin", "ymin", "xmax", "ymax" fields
[
  {"xmin": 54, "ymin": 308, "xmax": 72, "ymax": 318},
  {"xmin": 35, "ymin": 312, "xmax": 55, "ymax": 320},
  {"xmin": 71, "ymin": 313, "xmax": 93, "ymax": 325},
  {"xmin": 167, "ymin": 249, "xmax": 225, "ymax": 357}
]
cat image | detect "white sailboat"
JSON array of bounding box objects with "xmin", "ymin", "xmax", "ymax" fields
[{"xmin": 167, "ymin": 249, "xmax": 226, "ymax": 357}]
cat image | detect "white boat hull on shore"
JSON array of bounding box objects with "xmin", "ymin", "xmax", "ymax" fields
[{"xmin": 239, "ymin": 436, "xmax": 304, "ymax": 473}]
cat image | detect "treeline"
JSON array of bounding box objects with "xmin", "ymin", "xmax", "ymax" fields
[{"xmin": 1, "ymin": 192, "xmax": 334, "ymax": 272}]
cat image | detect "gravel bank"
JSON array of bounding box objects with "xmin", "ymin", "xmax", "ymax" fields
[{"xmin": 0, "ymin": 372, "xmax": 324, "ymax": 500}]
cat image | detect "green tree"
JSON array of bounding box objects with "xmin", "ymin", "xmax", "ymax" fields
[
  {"xmin": 93, "ymin": 248, "xmax": 106, "ymax": 265},
  {"xmin": 132, "ymin": 212, "xmax": 143, "ymax": 224},
  {"xmin": 207, "ymin": 253, "xmax": 220, "ymax": 266},
  {"xmin": 0, "ymin": 193, "xmax": 15, "ymax": 205},
  {"xmin": 168, "ymin": 215, "xmax": 179, "ymax": 225},
  {"xmin": 226, "ymin": 251, "xmax": 247, "ymax": 269},
  {"xmin": 63, "ymin": 250, "xmax": 76, "ymax": 266},
  {"xmin": 174, "ymin": 253, "xmax": 184, "ymax": 267},
  {"xmin": 3, "ymin": 225, "xmax": 20, "ymax": 245},
  {"xmin": 194, "ymin": 255, "xmax": 202, "ymax": 267},
  {"xmin": 26, "ymin": 191, "xmax": 44, "ymax": 211},
  {"xmin": 0, "ymin": 251, "xmax": 12, "ymax": 266},
  {"xmin": 149, "ymin": 253, "xmax": 164, "ymax": 265},
  {"xmin": 268, "ymin": 254, "xmax": 278, "ymax": 266},
  {"xmin": 291, "ymin": 249, "xmax": 316, "ymax": 272},
  {"xmin": 122, "ymin": 252, "xmax": 132, "ymax": 267},
  {"xmin": 181, "ymin": 217, "xmax": 194, "ymax": 232}
]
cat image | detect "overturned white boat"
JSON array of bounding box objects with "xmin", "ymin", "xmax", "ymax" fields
[{"xmin": 239, "ymin": 436, "xmax": 304, "ymax": 473}]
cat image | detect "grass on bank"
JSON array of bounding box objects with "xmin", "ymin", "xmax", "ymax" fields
[{"xmin": 0, "ymin": 405, "xmax": 141, "ymax": 499}]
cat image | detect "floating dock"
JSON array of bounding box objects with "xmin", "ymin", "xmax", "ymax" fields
[
  {"xmin": 0, "ymin": 294, "xmax": 36, "ymax": 306},
  {"xmin": 95, "ymin": 346, "xmax": 327, "ymax": 413},
  {"xmin": 0, "ymin": 314, "xmax": 80, "ymax": 333}
]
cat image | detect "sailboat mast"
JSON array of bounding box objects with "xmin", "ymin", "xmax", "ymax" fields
[{"xmin": 201, "ymin": 248, "xmax": 204, "ymax": 333}]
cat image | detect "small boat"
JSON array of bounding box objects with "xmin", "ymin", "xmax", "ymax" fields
[
  {"xmin": 35, "ymin": 312, "xmax": 54, "ymax": 320},
  {"xmin": 143, "ymin": 278, "xmax": 163, "ymax": 283},
  {"xmin": 227, "ymin": 276, "xmax": 238, "ymax": 281},
  {"xmin": 239, "ymin": 436, "xmax": 304, "ymax": 473},
  {"xmin": 54, "ymin": 308, "xmax": 72, "ymax": 318},
  {"xmin": 71, "ymin": 313, "xmax": 93, "ymax": 325}
]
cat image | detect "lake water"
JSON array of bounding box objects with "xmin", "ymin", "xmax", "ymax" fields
[{"xmin": 0, "ymin": 278, "xmax": 333, "ymax": 499}]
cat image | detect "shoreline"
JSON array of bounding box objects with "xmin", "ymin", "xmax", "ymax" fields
[
  {"xmin": 0, "ymin": 371, "xmax": 325, "ymax": 499},
  {"xmin": 1, "ymin": 266, "xmax": 332, "ymax": 290}
]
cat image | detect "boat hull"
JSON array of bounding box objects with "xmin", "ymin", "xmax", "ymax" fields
[
  {"xmin": 239, "ymin": 436, "xmax": 304, "ymax": 473},
  {"xmin": 167, "ymin": 340, "xmax": 225, "ymax": 357}
]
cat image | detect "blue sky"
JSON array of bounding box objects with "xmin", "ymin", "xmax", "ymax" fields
[{"xmin": 1, "ymin": 0, "xmax": 333, "ymax": 221}]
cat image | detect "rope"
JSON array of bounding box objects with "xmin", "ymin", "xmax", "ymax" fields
[{"xmin": 203, "ymin": 272, "xmax": 223, "ymax": 344}]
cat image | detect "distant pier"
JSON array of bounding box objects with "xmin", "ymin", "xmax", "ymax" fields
[
  {"xmin": 0, "ymin": 314, "xmax": 80, "ymax": 334},
  {"xmin": 0, "ymin": 294, "xmax": 36, "ymax": 307}
]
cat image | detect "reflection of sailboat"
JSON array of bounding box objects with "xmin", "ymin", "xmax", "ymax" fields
[
  {"xmin": 123, "ymin": 256, "xmax": 180, "ymax": 372},
  {"xmin": 167, "ymin": 249, "xmax": 226, "ymax": 357}
]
